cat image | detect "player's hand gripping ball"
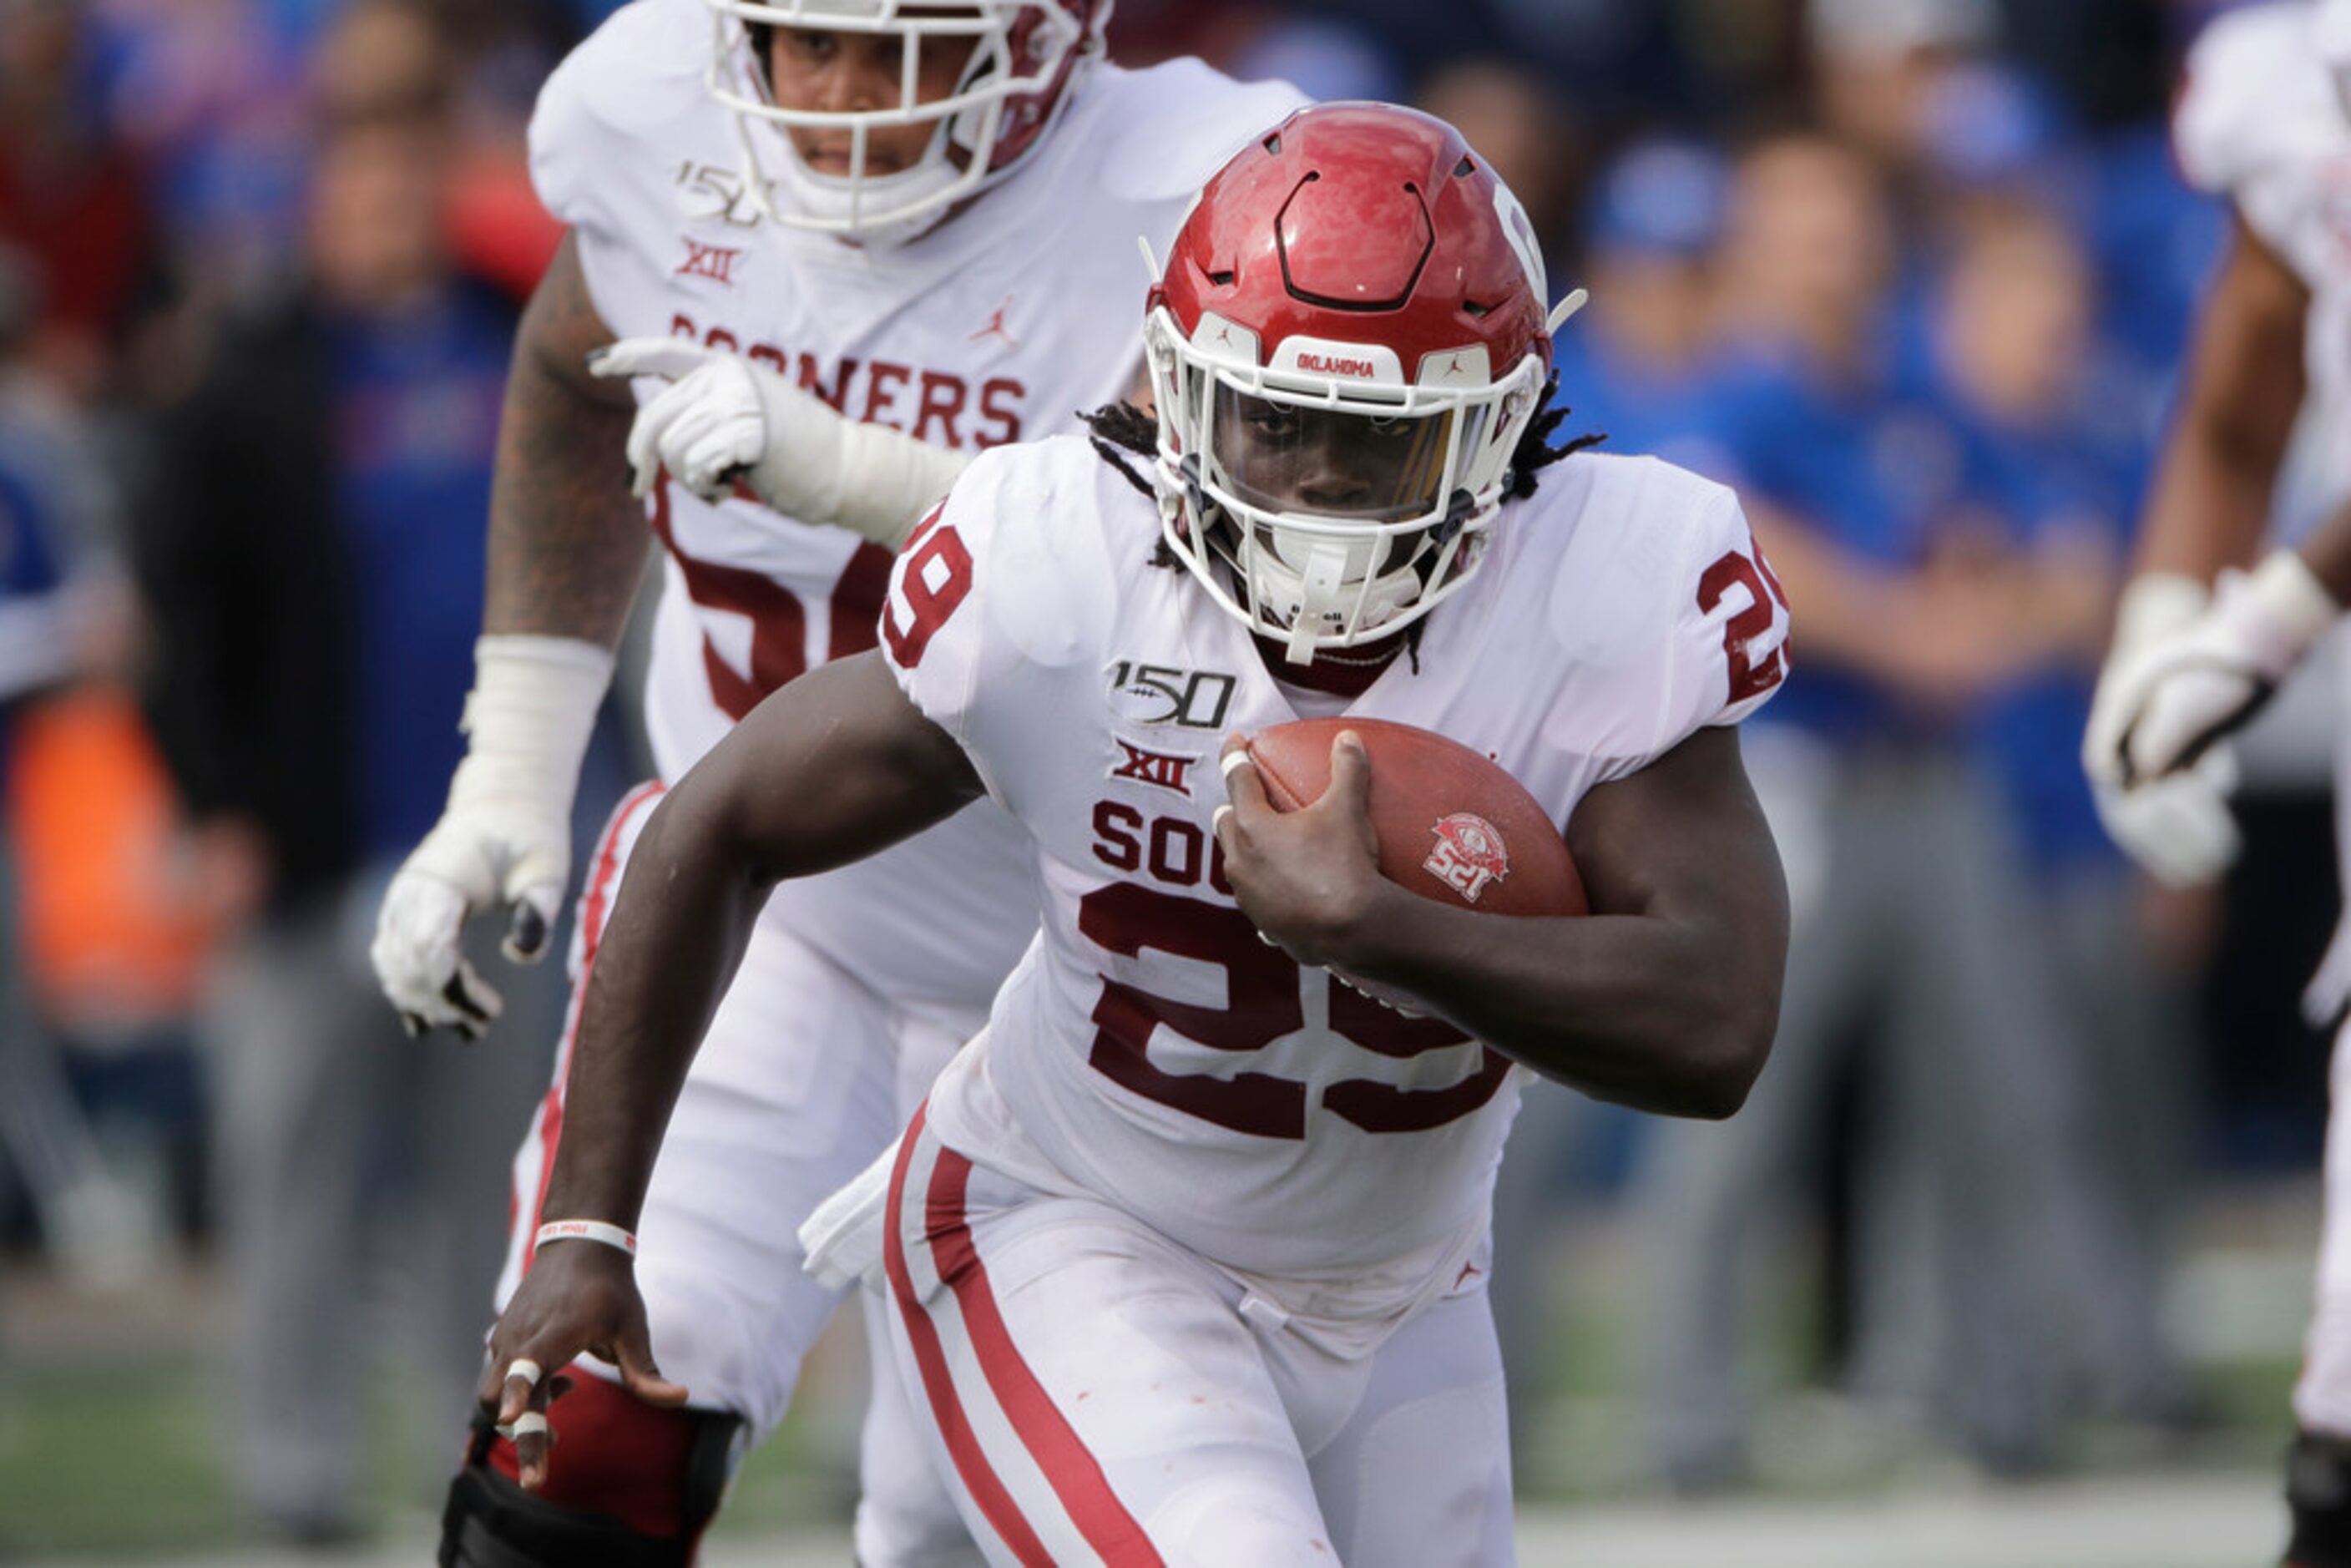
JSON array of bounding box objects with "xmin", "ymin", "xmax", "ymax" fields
[
  {"xmin": 1219, "ymin": 718, "xmax": 1585, "ymax": 1013},
  {"xmin": 1243, "ymin": 718, "xmax": 1587, "ymax": 918}
]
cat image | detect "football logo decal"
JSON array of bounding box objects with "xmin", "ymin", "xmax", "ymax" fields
[{"xmin": 1425, "ymin": 812, "xmax": 1510, "ymax": 903}]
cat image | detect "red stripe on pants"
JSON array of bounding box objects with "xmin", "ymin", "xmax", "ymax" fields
[
  {"xmin": 521, "ymin": 780, "xmax": 666, "ymax": 1273},
  {"xmin": 883, "ymin": 1106, "xmax": 1057, "ymax": 1567},
  {"xmin": 923, "ymin": 1144, "xmax": 1165, "ymax": 1567}
]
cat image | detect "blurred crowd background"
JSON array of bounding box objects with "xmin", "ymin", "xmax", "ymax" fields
[{"xmin": 0, "ymin": 0, "xmax": 2337, "ymax": 1555}]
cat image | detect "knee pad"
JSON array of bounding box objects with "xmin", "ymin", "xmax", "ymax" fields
[
  {"xmin": 439, "ymin": 1374, "xmax": 745, "ymax": 1568},
  {"xmin": 2288, "ymin": 1432, "xmax": 2351, "ymax": 1568}
]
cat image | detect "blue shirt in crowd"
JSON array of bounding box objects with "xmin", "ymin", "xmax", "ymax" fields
[
  {"xmin": 1954, "ymin": 403, "xmax": 2143, "ymax": 876},
  {"xmin": 1549, "ymin": 326, "xmax": 1732, "ymax": 481},
  {"xmin": 0, "ymin": 441, "xmax": 73, "ymax": 782},
  {"xmin": 325, "ymin": 283, "xmax": 508, "ymax": 865},
  {"xmin": 1694, "ymin": 339, "xmax": 1978, "ymax": 746}
]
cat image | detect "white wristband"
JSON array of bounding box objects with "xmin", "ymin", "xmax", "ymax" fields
[
  {"xmin": 535, "ymin": 1218, "xmax": 638, "ymax": 1257},
  {"xmin": 2111, "ymin": 572, "xmax": 2209, "ymax": 657},
  {"xmin": 2232, "ymin": 549, "xmax": 2343, "ymax": 670},
  {"xmin": 446, "ymin": 635, "xmax": 616, "ymax": 821}
]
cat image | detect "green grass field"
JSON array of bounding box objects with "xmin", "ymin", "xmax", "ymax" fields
[{"xmin": 0, "ymin": 1186, "xmax": 2313, "ymax": 1560}]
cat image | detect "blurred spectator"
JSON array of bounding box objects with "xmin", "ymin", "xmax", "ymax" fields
[
  {"xmin": 0, "ymin": 0, "xmax": 161, "ymax": 403},
  {"xmin": 1548, "ymin": 139, "xmax": 1732, "ymax": 467},
  {"xmin": 1224, "ymin": 14, "xmax": 1403, "ymax": 102},
  {"xmin": 1809, "ymin": 0, "xmax": 2000, "ymax": 177},
  {"xmin": 127, "ymin": 1, "xmax": 569, "ymax": 1541},
  {"xmin": 1418, "ymin": 58, "xmax": 1585, "ymax": 266},
  {"xmin": 1633, "ymin": 132, "xmax": 2109, "ymax": 1488},
  {"xmin": 1926, "ymin": 194, "xmax": 2198, "ymax": 1426},
  {"xmin": 0, "ymin": 238, "xmax": 151, "ymax": 1290}
]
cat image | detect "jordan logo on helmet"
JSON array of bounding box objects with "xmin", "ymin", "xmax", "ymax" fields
[{"xmin": 1425, "ymin": 812, "xmax": 1510, "ymax": 903}]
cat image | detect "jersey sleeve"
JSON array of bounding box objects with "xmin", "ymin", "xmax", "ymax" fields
[
  {"xmin": 881, "ymin": 439, "xmax": 1120, "ymax": 815},
  {"xmin": 1672, "ymin": 483, "xmax": 1792, "ymax": 735},
  {"xmin": 526, "ymin": 0, "xmax": 705, "ymax": 321},
  {"xmin": 1091, "ymin": 59, "xmax": 1312, "ymax": 202},
  {"xmin": 2174, "ymin": 3, "xmax": 2329, "ymax": 198},
  {"xmin": 1545, "ymin": 458, "xmax": 1791, "ymax": 787}
]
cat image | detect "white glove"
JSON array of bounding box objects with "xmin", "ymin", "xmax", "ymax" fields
[
  {"xmin": 2117, "ymin": 550, "xmax": 2339, "ymax": 784},
  {"xmin": 2083, "ymin": 574, "xmax": 2242, "ymax": 887},
  {"xmin": 372, "ymin": 635, "xmax": 614, "ymax": 1039},
  {"xmin": 588, "ymin": 336, "xmax": 972, "ymax": 549}
]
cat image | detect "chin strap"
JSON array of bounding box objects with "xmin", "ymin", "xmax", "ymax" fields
[
  {"xmin": 1283, "ymin": 544, "xmax": 1347, "ymax": 665},
  {"xmin": 1262, "ymin": 541, "xmax": 1425, "ymax": 668}
]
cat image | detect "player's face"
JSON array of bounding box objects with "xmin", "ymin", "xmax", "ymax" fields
[
  {"xmin": 1214, "ymin": 392, "xmax": 1454, "ymax": 524},
  {"xmin": 762, "ymin": 23, "xmax": 982, "ymax": 177}
]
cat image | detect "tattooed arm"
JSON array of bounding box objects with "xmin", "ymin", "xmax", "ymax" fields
[
  {"xmin": 371, "ymin": 233, "xmax": 655, "ymax": 1036},
  {"xmin": 485, "ymin": 232, "xmax": 650, "ymax": 643}
]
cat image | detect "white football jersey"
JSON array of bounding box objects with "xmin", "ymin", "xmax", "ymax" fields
[
  {"xmin": 530, "ymin": 0, "xmax": 1306, "ymax": 1006},
  {"xmin": 882, "ymin": 435, "xmax": 1789, "ymax": 1314},
  {"xmin": 2177, "ymin": 2, "xmax": 2351, "ymax": 421}
]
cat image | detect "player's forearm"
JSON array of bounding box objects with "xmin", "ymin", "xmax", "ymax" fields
[
  {"xmin": 1327, "ymin": 726, "xmax": 1787, "ymax": 1117},
  {"xmin": 536, "ymin": 779, "xmax": 776, "ymax": 1227},
  {"xmin": 483, "ymin": 234, "xmax": 650, "ymax": 647},
  {"xmin": 2133, "ymin": 407, "xmax": 2300, "ymax": 583},
  {"xmin": 1333, "ymin": 897, "xmax": 1776, "ymax": 1118},
  {"xmin": 538, "ymin": 658, "xmax": 984, "ymax": 1220},
  {"xmin": 2133, "ymin": 219, "xmax": 2308, "ymax": 583}
]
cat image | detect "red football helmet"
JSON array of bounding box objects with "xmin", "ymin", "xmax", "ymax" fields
[
  {"xmin": 703, "ymin": 0, "xmax": 1110, "ymax": 240},
  {"xmin": 1144, "ymin": 103, "xmax": 1557, "ymax": 665}
]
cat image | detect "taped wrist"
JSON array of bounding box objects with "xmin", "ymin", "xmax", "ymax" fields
[
  {"xmin": 2225, "ymin": 549, "xmax": 2343, "ymax": 676},
  {"xmin": 743, "ymin": 364, "xmax": 973, "ymax": 549},
  {"xmin": 2112, "ymin": 571, "xmax": 2209, "ymax": 658},
  {"xmin": 446, "ymin": 635, "xmax": 615, "ymax": 821}
]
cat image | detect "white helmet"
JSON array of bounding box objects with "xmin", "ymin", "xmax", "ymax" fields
[{"xmin": 701, "ymin": 0, "xmax": 1110, "ymax": 243}]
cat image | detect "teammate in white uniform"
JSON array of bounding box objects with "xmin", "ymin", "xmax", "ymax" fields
[
  {"xmin": 478, "ymin": 104, "xmax": 1793, "ymax": 1565},
  {"xmin": 2084, "ymin": 3, "xmax": 2351, "ymax": 1563},
  {"xmin": 361, "ymin": 3, "xmax": 1302, "ymax": 1561}
]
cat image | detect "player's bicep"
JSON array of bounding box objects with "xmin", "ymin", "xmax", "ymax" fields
[
  {"xmin": 516, "ymin": 233, "xmax": 629, "ymax": 409},
  {"xmin": 1566, "ymin": 726, "xmax": 1788, "ymax": 989},
  {"xmin": 684, "ymin": 650, "xmax": 983, "ymax": 884}
]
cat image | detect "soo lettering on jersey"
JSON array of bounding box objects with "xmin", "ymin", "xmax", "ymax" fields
[
  {"xmin": 651, "ymin": 317, "xmax": 1023, "ymax": 721},
  {"xmin": 1083, "ymin": 800, "xmax": 1509, "ymax": 1139}
]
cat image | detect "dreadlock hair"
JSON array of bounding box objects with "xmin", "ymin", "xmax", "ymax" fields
[
  {"xmin": 1512, "ymin": 372, "xmax": 1607, "ymax": 496},
  {"xmin": 1077, "ymin": 401, "xmax": 1180, "ymax": 567}
]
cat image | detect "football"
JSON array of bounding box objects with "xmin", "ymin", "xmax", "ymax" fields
[{"xmin": 1243, "ymin": 718, "xmax": 1588, "ymax": 918}]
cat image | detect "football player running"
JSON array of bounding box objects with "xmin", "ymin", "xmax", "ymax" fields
[
  {"xmin": 2081, "ymin": 3, "xmax": 2351, "ymax": 1563},
  {"xmin": 367, "ymin": 3, "xmax": 1302, "ymax": 1562},
  {"xmin": 480, "ymin": 104, "xmax": 1792, "ymax": 1565}
]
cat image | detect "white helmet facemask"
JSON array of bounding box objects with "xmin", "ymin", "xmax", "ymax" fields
[
  {"xmin": 703, "ymin": 0, "xmax": 1092, "ymax": 246},
  {"xmin": 1145, "ymin": 306, "xmax": 1548, "ymax": 667}
]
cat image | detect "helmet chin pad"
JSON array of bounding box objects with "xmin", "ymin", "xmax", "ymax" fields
[{"xmin": 1246, "ymin": 534, "xmax": 1426, "ymax": 667}]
